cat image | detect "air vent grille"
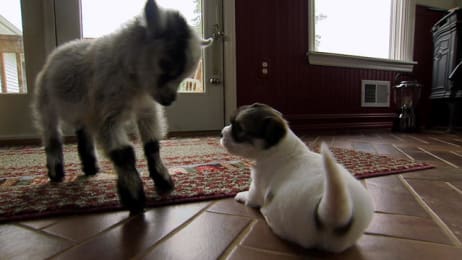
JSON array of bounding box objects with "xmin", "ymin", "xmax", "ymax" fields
[{"xmin": 361, "ymin": 80, "xmax": 390, "ymax": 107}]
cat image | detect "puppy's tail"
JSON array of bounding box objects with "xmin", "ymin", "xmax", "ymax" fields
[{"xmin": 316, "ymin": 143, "xmax": 353, "ymax": 232}]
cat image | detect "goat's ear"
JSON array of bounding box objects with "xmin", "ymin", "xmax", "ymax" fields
[
  {"xmin": 144, "ymin": 0, "xmax": 163, "ymax": 37},
  {"xmin": 263, "ymin": 116, "xmax": 287, "ymax": 149}
]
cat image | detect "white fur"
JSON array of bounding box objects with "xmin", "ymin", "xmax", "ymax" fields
[
  {"xmin": 221, "ymin": 126, "xmax": 374, "ymax": 252},
  {"xmin": 31, "ymin": 0, "xmax": 209, "ymax": 211}
]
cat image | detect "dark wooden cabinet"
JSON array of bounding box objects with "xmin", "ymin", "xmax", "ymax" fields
[
  {"xmin": 431, "ymin": 8, "xmax": 462, "ymax": 130},
  {"xmin": 431, "ymin": 9, "xmax": 462, "ymax": 99},
  {"xmin": 432, "ymin": 29, "xmax": 452, "ymax": 98}
]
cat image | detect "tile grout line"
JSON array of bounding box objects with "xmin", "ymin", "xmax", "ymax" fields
[
  {"xmin": 14, "ymin": 222, "xmax": 77, "ymax": 243},
  {"xmin": 391, "ymin": 144, "xmax": 415, "ymax": 161},
  {"xmin": 450, "ymin": 151, "xmax": 462, "ymax": 157},
  {"xmin": 219, "ymin": 219, "xmax": 258, "ymax": 259},
  {"xmin": 398, "ymin": 175, "xmax": 462, "ymax": 248},
  {"xmin": 39, "ymin": 221, "xmax": 62, "ymax": 230},
  {"xmin": 133, "ymin": 201, "xmax": 215, "ymax": 259},
  {"xmin": 372, "ymin": 210, "xmax": 430, "ymax": 219},
  {"xmin": 17, "ymin": 219, "xmax": 61, "ymax": 231},
  {"xmin": 446, "ymin": 182, "xmax": 462, "ymax": 196},
  {"xmin": 363, "ymin": 232, "xmax": 461, "ymax": 248},
  {"xmin": 417, "ymin": 147, "xmax": 459, "ymax": 168},
  {"xmin": 206, "ymin": 209, "xmax": 260, "ymax": 219},
  {"xmin": 364, "ymin": 232, "xmax": 457, "ymax": 248},
  {"xmin": 405, "ymin": 135, "xmax": 430, "ymax": 144},
  {"xmin": 390, "ymin": 133, "xmax": 405, "ymax": 142},
  {"xmin": 371, "ymin": 143, "xmax": 396, "ymax": 157},
  {"xmin": 45, "ymin": 212, "xmax": 138, "ymax": 259},
  {"xmin": 239, "ymin": 245, "xmax": 302, "ymax": 258},
  {"xmin": 428, "ymin": 137, "xmax": 461, "ymax": 148}
]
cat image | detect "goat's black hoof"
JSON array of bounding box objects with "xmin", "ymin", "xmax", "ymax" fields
[
  {"xmin": 83, "ymin": 164, "xmax": 99, "ymax": 176},
  {"xmin": 117, "ymin": 178, "xmax": 146, "ymax": 213},
  {"xmin": 48, "ymin": 163, "xmax": 65, "ymax": 182},
  {"xmin": 152, "ymin": 174, "xmax": 175, "ymax": 196},
  {"xmin": 129, "ymin": 207, "xmax": 146, "ymax": 216}
]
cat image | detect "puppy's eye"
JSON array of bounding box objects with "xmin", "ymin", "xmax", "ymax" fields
[
  {"xmin": 231, "ymin": 123, "xmax": 251, "ymax": 143},
  {"xmin": 231, "ymin": 123, "xmax": 242, "ymax": 140}
]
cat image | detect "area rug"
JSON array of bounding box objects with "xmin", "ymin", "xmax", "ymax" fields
[{"xmin": 0, "ymin": 137, "xmax": 433, "ymax": 222}]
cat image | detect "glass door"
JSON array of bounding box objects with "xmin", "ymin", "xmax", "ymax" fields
[
  {"xmin": 79, "ymin": 0, "xmax": 225, "ymax": 132},
  {"xmin": 0, "ymin": 0, "xmax": 77, "ymax": 139},
  {"xmin": 0, "ymin": 0, "xmax": 32, "ymax": 138},
  {"xmin": 164, "ymin": 0, "xmax": 225, "ymax": 132},
  {"xmin": 0, "ymin": 0, "xmax": 225, "ymax": 139}
]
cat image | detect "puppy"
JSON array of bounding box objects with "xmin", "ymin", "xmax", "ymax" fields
[
  {"xmin": 32, "ymin": 0, "xmax": 211, "ymax": 213},
  {"xmin": 220, "ymin": 103, "xmax": 374, "ymax": 252}
]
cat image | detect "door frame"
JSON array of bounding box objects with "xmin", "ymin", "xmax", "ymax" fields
[
  {"xmin": 0, "ymin": 0, "xmax": 236, "ymax": 140},
  {"xmin": 0, "ymin": 0, "xmax": 56, "ymax": 140},
  {"xmin": 223, "ymin": 0, "xmax": 237, "ymax": 126}
]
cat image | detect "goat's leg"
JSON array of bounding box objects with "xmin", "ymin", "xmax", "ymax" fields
[
  {"xmin": 99, "ymin": 120, "xmax": 145, "ymax": 213},
  {"xmin": 44, "ymin": 131, "xmax": 65, "ymax": 182},
  {"xmin": 143, "ymin": 140, "xmax": 174, "ymax": 195},
  {"xmin": 137, "ymin": 102, "xmax": 174, "ymax": 195},
  {"xmin": 76, "ymin": 127, "xmax": 99, "ymax": 176},
  {"xmin": 37, "ymin": 109, "xmax": 65, "ymax": 182}
]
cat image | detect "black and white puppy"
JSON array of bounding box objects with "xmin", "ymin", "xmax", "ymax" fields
[{"xmin": 220, "ymin": 103, "xmax": 374, "ymax": 252}]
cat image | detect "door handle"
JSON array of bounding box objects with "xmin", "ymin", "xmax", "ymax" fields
[{"xmin": 209, "ymin": 77, "xmax": 222, "ymax": 85}]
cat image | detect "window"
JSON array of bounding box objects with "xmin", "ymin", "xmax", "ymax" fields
[
  {"xmin": 80, "ymin": 0, "xmax": 205, "ymax": 93},
  {"xmin": 308, "ymin": 0, "xmax": 416, "ymax": 72},
  {"xmin": 0, "ymin": 0, "xmax": 27, "ymax": 94}
]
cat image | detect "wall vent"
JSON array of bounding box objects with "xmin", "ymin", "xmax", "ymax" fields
[{"xmin": 361, "ymin": 80, "xmax": 390, "ymax": 107}]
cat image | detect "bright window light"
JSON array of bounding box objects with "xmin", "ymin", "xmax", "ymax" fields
[
  {"xmin": 308, "ymin": 0, "xmax": 416, "ymax": 71},
  {"xmin": 314, "ymin": 0, "xmax": 392, "ymax": 59},
  {"xmin": 81, "ymin": 0, "xmax": 199, "ymax": 38}
]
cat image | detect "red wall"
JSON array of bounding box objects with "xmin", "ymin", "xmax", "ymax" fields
[{"xmin": 235, "ymin": 1, "xmax": 446, "ymax": 131}]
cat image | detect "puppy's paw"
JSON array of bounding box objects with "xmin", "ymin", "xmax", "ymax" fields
[{"xmin": 234, "ymin": 191, "xmax": 249, "ymax": 204}]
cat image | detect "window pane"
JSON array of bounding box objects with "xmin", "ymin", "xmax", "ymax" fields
[
  {"xmin": 0, "ymin": 0, "xmax": 27, "ymax": 94},
  {"xmin": 314, "ymin": 0, "xmax": 392, "ymax": 59},
  {"xmin": 81, "ymin": 0, "xmax": 204, "ymax": 93}
]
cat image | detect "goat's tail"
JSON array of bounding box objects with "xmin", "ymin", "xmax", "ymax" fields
[{"xmin": 31, "ymin": 70, "xmax": 61, "ymax": 144}]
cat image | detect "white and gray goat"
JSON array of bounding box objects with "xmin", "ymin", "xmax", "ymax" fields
[{"xmin": 32, "ymin": 0, "xmax": 211, "ymax": 213}]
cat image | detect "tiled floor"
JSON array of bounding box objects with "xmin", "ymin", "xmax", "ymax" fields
[{"xmin": 2, "ymin": 131, "xmax": 462, "ymax": 259}]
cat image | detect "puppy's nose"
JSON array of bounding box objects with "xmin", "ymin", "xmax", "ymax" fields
[{"xmin": 220, "ymin": 126, "xmax": 228, "ymax": 137}]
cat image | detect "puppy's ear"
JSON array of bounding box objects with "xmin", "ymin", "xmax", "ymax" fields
[
  {"xmin": 263, "ymin": 116, "xmax": 287, "ymax": 149},
  {"xmin": 251, "ymin": 103, "xmax": 265, "ymax": 108},
  {"xmin": 144, "ymin": 0, "xmax": 163, "ymax": 37}
]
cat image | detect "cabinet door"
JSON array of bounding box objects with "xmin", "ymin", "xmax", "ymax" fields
[{"xmin": 432, "ymin": 32, "xmax": 452, "ymax": 98}]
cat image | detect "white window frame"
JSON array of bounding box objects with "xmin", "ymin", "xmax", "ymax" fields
[{"xmin": 307, "ymin": 0, "xmax": 417, "ymax": 72}]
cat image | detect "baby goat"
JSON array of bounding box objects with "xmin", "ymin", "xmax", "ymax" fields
[{"xmin": 32, "ymin": 0, "xmax": 210, "ymax": 213}]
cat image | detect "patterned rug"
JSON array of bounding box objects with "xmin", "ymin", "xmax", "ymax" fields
[{"xmin": 0, "ymin": 137, "xmax": 432, "ymax": 222}]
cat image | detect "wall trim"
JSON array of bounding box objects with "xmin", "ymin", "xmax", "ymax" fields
[
  {"xmin": 286, "ymin": 113, "xmax": 396, "ymax": 131},
  {"xmin": 286, "ymin": 113, "xmax": 396, "ymax": 120},
  {"xmin": 290, "ymin": 122, "xmax": 394, "ymax": 132},
  {"xmin": 223, "ymin": 0, "xmax": 237, "ymax": 125},
  {"xmin": 307, "ymin": 51, "xmax": 416, "ymax": 72}
]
